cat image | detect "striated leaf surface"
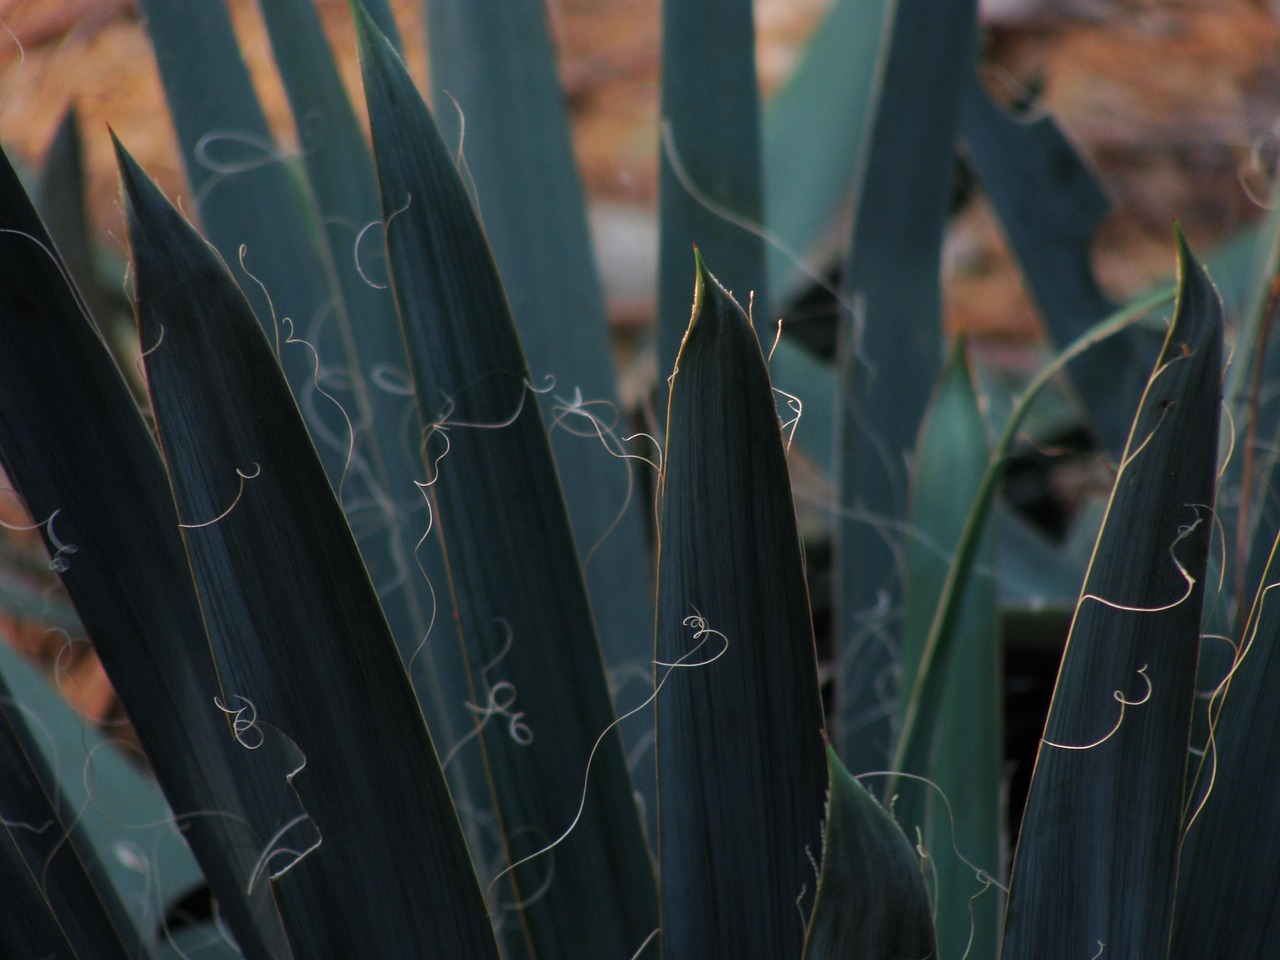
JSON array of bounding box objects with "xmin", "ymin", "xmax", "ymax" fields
[
  {"xmin": 1002, "ymin": 233, "xmax": 1222, "ymax": 958},
  {"xmin": 119, "ymin": 139, "xmax": 499, "ymax": 960},
  {"xmin": 356, "ymin": 10, "xmax": 659, "ymax": 957},
  {"xmin": 803, "ymin": 748, "xmax": 936, "ymax": 960},
  {"xmin": 656, "ymin": 253, "xmax": 827, "ymax": 958}
]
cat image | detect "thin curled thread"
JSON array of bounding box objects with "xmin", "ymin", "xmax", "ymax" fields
[
  {"xmin": 1041, "ymin": 665, "xmax": 1153, "ymax": 751},
  {"xmin": 354, "ymin": 194, "xmax": 413, "ymax": 290},
  {"xmin": 660, "ymin": 121, "xmax": 856, "ymax": 329},
  {"xmin": 1183, "ymin": 579, "xmax": 1280, "ymax": 832},
  {"xmin": 547, "ymin": 388, "xmax": 661, "ymax": 566},
  {"xmin": 247, "ymin": 736, "xmax": 318, "ymax": 892},
  {"xmin": 627, "ymin": 929, "xmax": 660, "ymax": 960},
  {"xmin": 245, "ymin": 812, "xmax": 320, "ymax": 894},
  {"xmin": 856, "ymin": 770, "xmax": 1001, "ymax": 960},
  {"xmin": 0, "ymin": 228, "xmax": 97, "ymax": 332},
  {"xmin": 279, "ymin": 314, "xmax": 359, "ymax": 503},
  {"xmin": 1089, "ymin": 941, "xmax": 1106, "ymax": 960},
  {"xmin": 548, "ymin": 389, "xmax": 663, "ymax": 475},
  {"xmin": 191, "ymin": 130, "xmax": 293, "ymax": 211},
  {"xmin": 135, "ymin": 323, "xmax": 166, "ymax": 382},
  {"xmin": 1075, "ymin": 508, "xmax": 1207, "ymax": 621},
  {"xmin": 440, "ymin": 619, "xmax": 533, "ymax": 771},
  {"xmin": 0, "ymin": 503, "xmax": 79, "ymax": 572},
  {"xmin": 214, "ymin": 694, "xmax": 265, "ymax": 750},
  {"xmin": 858, "ymin": 769, "xmax": 1007, "ymax": 897},
  {"xmin": 178, "ymin": 463, "xmax": 261, "ymax": 529},
  {"xmin": 493, "ymin": 826, "xmax": 555, "ymax": 913},
  {"xmin": 415, "ymin": 374, "xmax": 557, "ymax": 487},
  {"xmin": 665, "ymin": 121, "xmax": 877, "ymax": 390},
  {"xmin": 1239, "ymin": 122, "xmax": 1280, "ymax": 210},
  {"xmin": 774, "ymin": 387, "xmax": 803, "ymax": 450},
  {"xmin": 489, "ymin": 610, "xmax": 731, "ymax": 895}
]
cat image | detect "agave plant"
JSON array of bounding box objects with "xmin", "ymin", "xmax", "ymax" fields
[{"xmin": 0, "ymin": 1, "xmax": 1277, "ymax": 959}]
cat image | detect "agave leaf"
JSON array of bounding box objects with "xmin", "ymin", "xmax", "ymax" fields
[
  {"xmin": 137, "ymin": 0, "xmax": 352, "ymax": 488},
  {"xmin": 0, "ymin": 663, "xmax": 153, "ymax": 960},
  {"xmin": 252, "ymin": 0, "xmax": 487, "ymax": 842},
  {"xmin": 1002, "ymin": 232, "xmax": 1222, "ymax": 958},
  {"xmin": 424, "ymin": 0, "xmax": 656, "ymax": 828},
  {"xmin": 37, "ymin": 106, "xmax": 119, "ymax": 334},
  {"xmin": 118, "ymin": 139, "xmax": 499, "ymax": 960},
  {"xmin": 803, "ymin": 747, "xmax": 936, "ymax": 960},
  {"xmin": 355, "ymin": 9, "xmax": 659, "ymax": 956},
  {"xmin": 835, "ymin": 0, "xmax": 978, "ymax": 773},
  {"xmin": 0, "ymin": 644, "xmax": 206, "ymax": 936},
  {"xmin": 658, "ymin": 0, "xmax": 766, "ymax": 387},
  {"xmin": 895, "ymin": 340, "xmax": 1001, "ymax": 960},
  {"xmin": 1174, "ymin": 524, "xmax": 1280, "ymax": 951},
  {"xmin": 961, "ymin": 75, "xmax": 1156, "ymax": 456},
  {"xmin": 763, "ymin": 0, "xmax": 892, "ymax": 310},
  {"xmin": 656, "ymin": 253, "xmax": 827, "ymax": 957},
  {"xmin": 0, "ymin": 142, "xmax": 290, "ymax": 960}
]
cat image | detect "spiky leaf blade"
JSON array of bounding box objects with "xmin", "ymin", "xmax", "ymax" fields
[
  {"xmin": 658, "ymin": 0, "xmax": 766, "ymax": 386},
  {"xmin": 896, "ymin": 340, "xmax": 1001, "ymax": 960},
  {"xmin": 0, "ymin": 142, "xmax": 289, "ymax": 960},
  {"xmin": 424, "ymin": 0, "xmax": 656, "ymax": 829},
  {"xmin": 834, "ymin": 0, "xmax": 977, "ymax": 773},
  {"xmin": 961, "ymin": 76, "xmax": 1155, "ymax": 455},
  {"xmin": 656, "ymin": 253, "xmax": 827, "ymax": 958},
  {"xmin": 1002, "ymin": 232, "xmax": 1222, "ymax": 958},
  {"xmin": 803, "ymin": 748, "xmax": 936, "ymax": 959},
  {"xmin": 355, "ymin": 9, "xmax": 659, "ymax": 957},
  {"xmin": 118, "ymin": 140, "xmax": 499, "ymax": 960}
]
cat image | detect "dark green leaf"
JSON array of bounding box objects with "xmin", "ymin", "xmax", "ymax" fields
[
  {"xmin": 658, "ymin": 0, "xmax": 766, "ymax": 387},
  {"xmin": 0, "ymin": 661, "xmax": 151, "ymax": 960},
  {"xmin": 119, "ymin": 139, "xmax": 499, "ymax": 960},
  {"xmin": 896, "ymin": 341, "xmax": 1000, "ymax": 960},
  {"xmin": 424, "ymin": 0, "xmax": 656, "ymax": 833},
  {"xmin": 138, "ymin": 0, "xmax": 351, "ymax": 488},
  {"xmin": 961, "ymin": 75, "xmax": 1157, "ymax": 455},
  {"xmin": 763, "ymin": 0, "xmax": 892, "ymax": 309},
  {"xmin": 355, "ymin": 10, "xmax": 658, "ymax": 957},
  {"xmin": 835, "ymin": 0, "xmax": 977, "ymax": 773},
  {"xmin": 656, "ymin": 253, "xmax": 827, "ymax": 957},
  {"xmin": 0, "ymin": 141, "xmax": 289, "ymax": 960},
  {"xmin": 0, "ymin": 644, "xmax": 205, "ymax": 935},
  {"xmin": 803, "ymin": 748, "xmax": 936, "ymax": 960},
  {"xmin": 1002, "ymin": 232, "xmax": 1222, "ymax": 958},
  {"xmin": 1175, "ymin": 500, "xmax": 1280, "ymax": 953}
]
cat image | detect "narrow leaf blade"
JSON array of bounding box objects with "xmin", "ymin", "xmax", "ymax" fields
[
  {"xmin": 1002, "ymin": 232, "xmax": 1223, "ymax": 958},
  {"xmin": 119, "ymin": 140, "xmax": 499, "ymax": 960},
  {"xmin": 356, "ymin": 10, "xmax": 659, "ymax": 956},
  {"xmin": 656, "ymin": 254, "xmax": 827, "ymax": 957},
  {"xmin": 803, "ymin": 747, "xmax": 936, "ymax": 960}
]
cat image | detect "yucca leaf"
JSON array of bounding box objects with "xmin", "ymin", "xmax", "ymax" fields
[
  {"xmin": 658, "ymin": 0, "xmax": 766, "ymax": 386},
  {"xmin": 118, "ymin": 139, "xmax": 499, "ymax": 960},
  {"xmin": 137, "ymin": 0, "xmax": 352, "ymax": 488},
  {"xmin": 424, "ymin": 0, "xmax": 656, "ymax": 819},
  {"xmin": 835, "ymin": 0, "xmax": 977, "ymax": 773},
  {"xmin": 763, "ymin": 0, "xmax": 892, "ymax": 310},
  {"xmin": 1002, "ymin": 231, "xmax": 1222, "ymax": 958},
  {"xmin": 656, "ymin": 252, "xmax": 827, "ymax": 958},
  {"xmin": 803, "ymin": 747, "xmax": 936, "ymax": 960},
  {"xmin": 0, "ymin": 142, "xmax": 289, "ymax": 960},
  {"xmin": 355, "ymin": 9, "xmax": 659, "ymax": 956},
  {"xmin": 896, "ymin": 340, "xmax": 1000, "ymax": 960},
  {"xmin": 1174, "ymin": 527, "xmax": 1280, "ymax": 953},
  {"xmin": 0, "ymin": 663, "xmax": 152, "ymax": 960},
  {"xmin": 252, "ymin": 0, "xmax": 479, "ymax": 818},
  {"xmin": 961, "ymin": 75, "xmax": 1155, "ymax": 456},
  {"xmin": 0, "ymin": 644, "xmax": 206, "ymax": 936}
]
